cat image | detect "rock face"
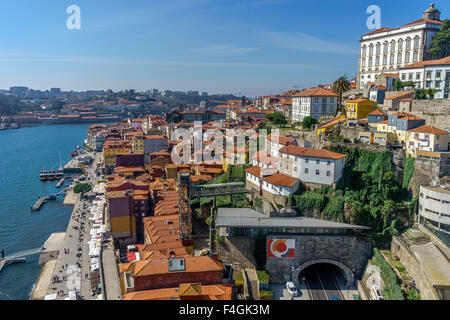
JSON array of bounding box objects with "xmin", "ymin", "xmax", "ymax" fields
[{"xmin": 408, "ymin": 159, "xmax": 442, "ymax": 198}]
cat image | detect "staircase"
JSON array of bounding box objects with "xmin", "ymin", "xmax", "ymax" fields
[{"xmin": 402, "ymin": 228, "xmax": 431, "ymax": 245}]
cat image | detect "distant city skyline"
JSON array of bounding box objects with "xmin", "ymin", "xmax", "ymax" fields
[{"xmin": 1, "ymin": 0, "xmax": 449, "ymax": 96}]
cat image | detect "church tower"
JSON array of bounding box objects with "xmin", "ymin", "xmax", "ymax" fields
[{"xmin": 423, "ymin": 3, "xmax": 441, "ymax": 21}]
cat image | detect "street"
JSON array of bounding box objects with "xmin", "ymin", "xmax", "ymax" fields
[{"xmin": 301, "ymin": 264, "xmax": 345, "ymax": 300}]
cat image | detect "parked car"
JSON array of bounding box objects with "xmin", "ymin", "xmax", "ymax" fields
[{"xmin": 286, "ymin": 281, "xmax": 298, "ymax": 297}]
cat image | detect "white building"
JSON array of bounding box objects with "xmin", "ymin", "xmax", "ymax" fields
[
  {"xmin": 357, "ymin": 3, "xmax": 443, "ymax": 89},
  {"xmin": 399, "ymin": 56, "xmax": 450, "ymax": 99},
  {"xmin": 406, "ymin": 125, "xmax": 449, "ymax": 156},
  {"xmin": 245, "ymin": 166, "xmax": 300, "ymax": 197},
  {"xmin": 266, "ymin": 133, "xmax": 297, "ymax": 158},
  {"xmin": 291, "ymin": 88, "xmax": 338, "ymax": 122},
  {"xmin": 418, "ymin": 185, "xmax": 450, "ymax": 234},
  {"xmin": 278, "ymin": 145, "xmax": 347, "ymax": 185}
]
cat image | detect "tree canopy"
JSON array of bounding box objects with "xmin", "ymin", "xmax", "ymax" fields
[
  {"xmin": 332, "ymin": 75, "xmax": 351, "ymax": 109},
  {"xmin": 427, "ymin": 19, "xmax": 450, "ymax": 59},
  {"xmin": 301, "ymin": 116, "xmax": 318, "ymax": 129},
  {"xmin": 265, "ymin": 112, "xmax": 287, "ymax": 126},
  {"xmin": 73, "ymin": 183, "xmax": 92, "ymax": 194}
]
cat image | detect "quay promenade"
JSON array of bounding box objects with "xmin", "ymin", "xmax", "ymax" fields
[{"xmin": 35, "ymin": 150, "xmax": 121, "ymax": 300}]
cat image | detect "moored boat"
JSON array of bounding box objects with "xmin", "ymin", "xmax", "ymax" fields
[
  {"xmin": 40, "ymin": 169, "xmax": 49, "ymax": 181},
  {"xmin": 56, "ymin": 166, "xmax": 64, "ymax": 179},
  {"xmin": 48, "ymin": 169, "xmax": 56, "ymax": 180}
]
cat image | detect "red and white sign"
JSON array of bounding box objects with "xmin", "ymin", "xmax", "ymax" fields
[{"xmin": 267, "ymin": 238, "xmax": 295, "ymax": 258}]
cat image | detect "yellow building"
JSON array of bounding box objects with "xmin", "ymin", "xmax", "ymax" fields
[
  {"xmin": 345, "ymin": 99, "xmax": 378, "ymax": 120},
  {"xmin": 103, "ymin": 140, "xmax": 128, "ymax": 170},
  {"xmin": 316, "ymin": 117, "xmax": 347, "ymax": 135},
  {"xmin": 131, "ymin": 135, "xmax": 144, "ymax": 154}
]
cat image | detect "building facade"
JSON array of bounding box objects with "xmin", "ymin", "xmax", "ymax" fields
[
  {"xmin": 291, "ymin": 88, "xmax": 338, "ymax": 122},
  {"xmin": 418, "ymin": 185, "xmax": 450, "ymax": 234},
  {"xmin": 357, "ymin": 4, "xmax": 443, "ymax": 89},
  {"xmin": 399, "ymin": 56, "xmax": 450, "ymax": 99},
  {"xmin": 278, "ymin": 145, "xmax": 347, "ymax": 186}
]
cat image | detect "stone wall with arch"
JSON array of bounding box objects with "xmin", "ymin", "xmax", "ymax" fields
[{"xmin": 266, "ymin": 234, "xmax": 373, "ymax": 283}]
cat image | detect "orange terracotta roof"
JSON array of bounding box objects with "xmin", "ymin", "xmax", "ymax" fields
[
  {"xmin": 252, "ymin": 150, "xmax": 277, "ymax": 166},
  {"xmin": 132, "ymin": 255, "xmax": 224, "ymax": 277},
  {"xmin": 123, "ymin": 284, "xmax": 232, "ymax": 300},
  {"xmin": 400, "ymin": 56, "xmax": 450, "ymax": 70},
  {"xmin": 408, "ymin": 125, "xmax": 448, "ymax": 135},
  {"xmin": 384, "ymin": 90, "xmax": 414, "ymax": 100},
  {"xmin": 245, "ymin": 166, "xmax": 261, "ymax": 177},
  {"xmin": 279, "ymin": 145, "xmax": 347, "ymax": 160},
  {"xmin": 293, "ymin": 88, "xmax": 338, "ymax": 97},
  {"xmin": 367, "ymin": 110, "xmax": 387, "ymax": 116},
  {"xmin": 399, "ymin": 116, "xmax": 424, "ymax": 120},
  {"xmin": 379, "ymin": 120, "xmax": 389, "ymax": 124},
  {"xmin": 346, "ymin": 98, "xmax": 372, "ymax": 103},
  {"xmin": 401, "ymin": 18, "xmax": 443, "ymax": 27},
  {"xmin": 262, "ymin": 173, "xmax": 298, "ymax": 188},
  {"xmin": 362, "ymin": 27, "xmax": 395, "ymax": 36},
  {"xmin": 266, "ymin": 134, "xmax": 296, "ymax": 146}
]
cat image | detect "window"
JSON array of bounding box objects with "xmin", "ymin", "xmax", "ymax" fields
[
  {"xmin": 305, "ymin": 159, "xmax": 309, "ymax": 164},
  {"xmin": 413, "ymin": 51, "xmax": 418, "ymax": 62},
  {"xmin": 375, "ymin": 56, "xmax": 380, "ymax": 66},
  {"xmin": 426, "ymin": 81, "xmax": 432, "ymax": 88},
  {"xmin": 402, "ymin": 73, "xmax": 406, "ymax": 80},
  {"xmin": 406, "ymin": 39, "xmax": 411, "ymax": 50},
  {"xmin": 416, "ymin": 73, "xmax": 421, "ymax": 80},
  {"xmin": 405, "ymin": 52, "xmax": 410, "ymax": 63},
  {"xmin": 436, "ymin": 71, "xmax": 441, "ymax": 79},
  {"xmin": 362, "ymin": 46, "xmax": 367, "ymax": 56},
  {"xmin": 390, "ymin": 55, "xmax": 394, "ymax": 65},
  {"xmin": 362, "ymin": 59, "xmax": 366, "ymax": 67},
  {"xmin": 326, "ymin": 171, "xmax": 331, "ymax": 177},
  {"xmin": 426, "ymin": 71, "xmax": 432, "ymax": 79},
  {"xmin": 316, "ymin": 160, "xmax": 320, "ymax": 164},
  {"xmin": 383, "ymin": 42, "xmax": 388, "ymax": 53},
  {"xmin": 369, "ymin": 45, "xmax": 373, "ymax": 56},
  {"xmin": 391, "ymin": 41, "xmax": 395, "ymax": 51},
  {"xmin": 409, "ymin": 73, "xmax": 413, "ymax": 80},
  {"xmin": 327, "ymin": 161, "xmax": 331, "ymax": 166},
  {"xmin": 376, "ymin": 43, "xmax": 381, "ymax": 55},
  {"xmin": 435, "ymin": 80, "xmax": 441, "ymax": 88},
  {"xmin": 383, "ymin": 55, "xmax": 387, "ymax": 65},
  {"xmin": 316, "ymin": 170, "xmax": 320, "ymax": 175},
  {"xmin": 397, "ymin": 53, "xmax": 402, "ymax": 64},
  {"xmin": 398, "ymin": 40, "xmax": 403, "ymax": 51},
  {"xmin": 304, "ymin": 168, "xmax": 308, "ymax": 174},
  {"xmin": 294, "ymin": 166, "xmax": 297, "ymax": 172},
  {"xmin": 414, "ymin": 37, "xmax": 419, "ymax": 49},
  {"xmin": 315, "ymin": 97, "xmax": 319, "ymax": 103}
]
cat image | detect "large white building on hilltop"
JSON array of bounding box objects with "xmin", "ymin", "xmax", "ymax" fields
[{"xmin": 357, "ymin": 3, "xmax": 444, "ymax": 89}]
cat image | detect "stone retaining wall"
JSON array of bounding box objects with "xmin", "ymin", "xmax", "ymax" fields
[{"xmin": 390, "ymin": 236, "xmax": 437, "ymax": 300}]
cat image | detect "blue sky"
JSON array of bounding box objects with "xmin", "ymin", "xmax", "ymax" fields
[{"xmin": 0, "ymin": 0, "xmax": 449, "ymax": 96}]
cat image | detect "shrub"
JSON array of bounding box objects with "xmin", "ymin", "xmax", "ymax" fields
[
  {"xmin": 256, "ymin": 270, "xmax": 269, "ymax": 283},
  {"xmin": 73, "ymin": 183, "xmax": 91, "ymax": 194},
  {"xmin": 371, "ymin": 249, "xmax": 404, "ymax": 300}
]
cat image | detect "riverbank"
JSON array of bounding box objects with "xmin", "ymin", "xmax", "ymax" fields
[{"xmin": 0, "ymin": 124, "xmax": 94, "ymax": 300}]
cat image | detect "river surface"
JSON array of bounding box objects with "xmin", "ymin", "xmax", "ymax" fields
[{"xmin": 0, "ymin": 124, "xmax": 93, "ymax": 300}]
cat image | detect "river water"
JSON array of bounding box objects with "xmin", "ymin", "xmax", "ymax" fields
[{"xmin": 0, "ymin": 124, "xmax": 93, "ymax": 300}]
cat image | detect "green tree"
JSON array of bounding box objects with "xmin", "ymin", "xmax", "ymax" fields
[
  {"xmin": 301, "ymin": 116, "xmax": 318, "ymax": 130},
  {"xmin": 266, "ymin": 112, "xmax": 287, "ymax": 126},
  {"xmin": 427, "ymin": 19, "xmax": 450, "ymax": 59},
  {"xmin": 393, "ymin": 79, "xmax": 404, "ymax": 91},
  {"xmin": 332, "ymin": 74, "xmax": 351, "ymax": 110},
  {"xmin": 73, "ymin": 183, "xmax": 92, "ymax": 194}
]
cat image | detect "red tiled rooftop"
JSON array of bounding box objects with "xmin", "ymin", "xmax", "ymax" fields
[{"xmin": 279, "ymin": 145, "xmax": 347, "ymax": 160}]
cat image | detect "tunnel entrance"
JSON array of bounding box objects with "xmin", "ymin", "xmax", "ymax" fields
[{"xmin": 298, "ymin": 263, "xmax": 346, "ymax": 300}]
